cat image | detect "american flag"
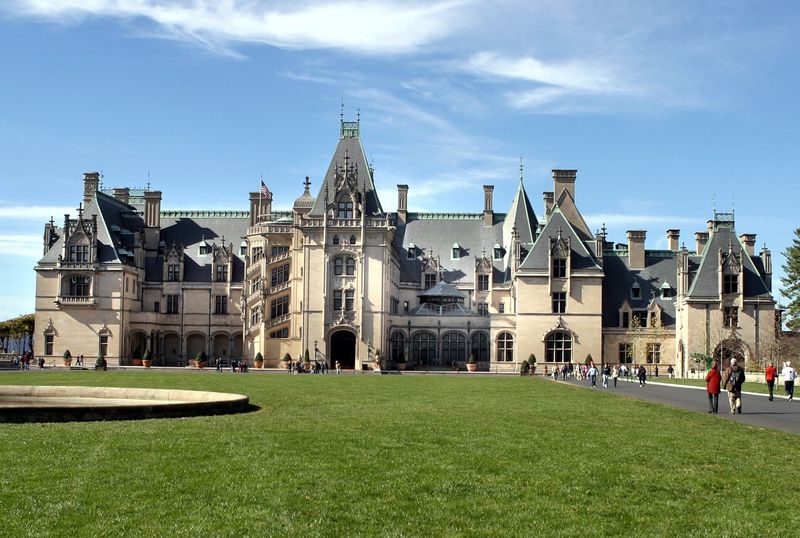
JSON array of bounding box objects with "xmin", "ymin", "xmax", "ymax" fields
[{"xmin": 260, "ymin": 180, "xmax": 272, "ymax": 200}]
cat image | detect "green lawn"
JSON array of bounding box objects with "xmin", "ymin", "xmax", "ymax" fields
[{"xmin": 1, "ymin": 371, "xmax": 798, "ymax": 537}]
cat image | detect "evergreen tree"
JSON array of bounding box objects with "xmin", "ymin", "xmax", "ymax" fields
[{"xmin": 781, "ymin": 227, "xmax": 800, "ymax": 330}]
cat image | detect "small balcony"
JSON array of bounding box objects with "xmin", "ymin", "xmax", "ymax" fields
[{"xmin": 56, "ymin": 296, "xmax": 96, "ymax": 307}]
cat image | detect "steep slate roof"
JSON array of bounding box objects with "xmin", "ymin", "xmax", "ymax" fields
[
  {"xmin": 420, "ymin": 280, "xmax": 466, "ymax": 299},
  {"xmin": 156, "ymin": 212, "xmax": 249, "ymax": 282},
  {"xmin": 39, "ymin": 192, "xmax": 144, "ymax": 265},
  {"xmin": 308, "ymin": 123, "xmax": 383, "ymax": 217},
  {"xmin": 394, "ymin": 215, "xmax": 508, "ymax": 284},
  {"xmin": 686, "ymin": 223, "xmax": 771, "ymax": 300},
  {"xmin": 602, "ymin": 253, "xmax": 678, "ymax": 327},
  {"xmin": 554, "ymin": 188, "xmax": 593, "ymax": 241},
  {"xmin": 518, "ymin": 207, "xmax": 602, "ymax": 272},
  {"xmin": 504, "ymin": 180, "xmax": 539, "ymax": 245}
]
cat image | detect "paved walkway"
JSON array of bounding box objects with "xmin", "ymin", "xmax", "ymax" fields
[{"xmin": 557, "ymin": 376, "xmax": 800, "ymax": 435}]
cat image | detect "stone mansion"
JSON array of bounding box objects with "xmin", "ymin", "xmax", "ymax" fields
[{"xmin": 34, "ymin": 119, "xmax": 778, "ymax": 372}]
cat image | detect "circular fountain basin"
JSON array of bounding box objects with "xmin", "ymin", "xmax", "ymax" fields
[{"xmin": 0, "ymin": 385, "xmax": 250, "ymax": 422}]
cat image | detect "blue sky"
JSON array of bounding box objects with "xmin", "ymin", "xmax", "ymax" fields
[{"xmin": 1, "ymin": 1, "xmax": 799, "ymax": 320}]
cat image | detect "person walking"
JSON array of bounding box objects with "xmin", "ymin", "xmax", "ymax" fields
[
  {"xmin": 335, "ymin": 360, "xmax": 341, "ymax": 375},
  {"xmin": 765, "ymin": 362, "xmax": 778, "ymax": 401},
  {"xmin": 781, "ymin": 361, "xmax": 797, "ymax": 402},
  {"xmin": 602, "ymin": 364, "xmax": 611, "ymax": 388},
  {"xmin": 637, "ymin": 364, "xmax": 647, "ymax": 387},
  {"xmin": 587, "ymin": 364, "xmax": 598, "ymax": 388},
  {"xmin": 722, "ymin": 358, "xmax": 745, "ymax": 414},
  {"xmin": 611, "ymin": 364, "xmax": 619, "ymax": 388},
  {"xmin": 705, "ymin": 360, "xmax": 721, "ymax": 413},
  {"xmin": 667, "ymin": 365, "xmax": 674, "ymax": 379}
]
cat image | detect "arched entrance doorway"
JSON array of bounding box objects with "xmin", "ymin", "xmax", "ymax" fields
[
  {"xmin": 330, "ymin": 330, "xmax": 356, "ymax": 369},
  {"xmin": 714, "ymin": 339, "xmax": 746, "ymax": 370}
]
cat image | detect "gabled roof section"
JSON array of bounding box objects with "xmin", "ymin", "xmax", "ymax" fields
[
  {"xmin": 308, "ymin": 120, "xmax": 384, "ymax": 217},
  {"xmin": 518, "ymin": 207, "xmax": 602, "ymax": 272},
  {"xmin": 555, "ymin": 188, "xmax": 593, "ymax": 241},
  {"xmin": 686, "ymin": 224, "xmax": 771, "ymax": 299}
]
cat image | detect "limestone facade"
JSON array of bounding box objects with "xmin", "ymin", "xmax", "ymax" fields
[{"xmin": 34, "ymin": 120, "xmax": 777, "ymax": 373}]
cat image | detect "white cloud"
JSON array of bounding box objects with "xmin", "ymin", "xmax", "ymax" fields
[
  {"xmin": 0, "ymin": 204, "xmax": 73, "ymax": 220},
  {"xmin": 0, "ymin": 234, "xmax": 43, "ymax": 258},
  {"xmin": 8, "ymin": 0, "xmax": 467, "ymax": 55}
]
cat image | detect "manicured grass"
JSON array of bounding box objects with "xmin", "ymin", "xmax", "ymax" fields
[{"xmin": 1, "ymin": 371, "xmax": 799, "ymax": 537}]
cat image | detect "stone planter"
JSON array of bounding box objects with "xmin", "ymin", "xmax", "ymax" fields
[
  {"xmin": 396, "ymin": 363, "xmax": 407, "ymax": 371},
  {"xmin": 466, "ymin": 363, "xmax": 477, "ymax": 372},
  {"xmin": 372, "ymin": 361, "xmax": 381, "ymax": 372},
  {"xmin": 63, "ymin": 358, "xmax": 72, "ymax": 367},
  {"xmin": 280, "ymin": 360, "xmax": 290, "ymax": 370},
  {"xmin": 194, "ymin": 360, "xmax": 204, "ymax": 369},
  {"xmin": 142, "ymin": 359, "xmax": 152, "ymax": 368},
  {"xmin": 131, "ymin": 359, "xmax": 143, "ymax": 367},
  {"xmin": 254, "ymin": 361, "xmax": 264, "ymax": 369}
]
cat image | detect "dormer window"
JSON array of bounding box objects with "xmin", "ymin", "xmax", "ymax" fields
[
  {"xmin": 493, "ymin": 243, "xmax": 503, "ymax": 260},
  {"xmin": 452, "ymin": 243, "xmax": 460, "ymax": 260},
  {"xmin": 167, "ymin": 264, "xmax": 180, "ymax": 282},
  {"xmin": 199, "ymin": 244, "xmax": 209, "ymax": 256},
  {"xmin": 631, "ymin": 282, "xmax": 641, "ymax": 300},
  {"xmin": 216, "ymin": 265, "xmax": 228, "ymax": 282},
  {"xmin": 660, "ymin": 282, "xmax": 672, "ymax": 299},
  {"xmin": 407, "ymin": 243, "xmax": 416, "ymax": 259},
  {"xmin": 68, "ymin": 244, "xmax": 89, "ymax": 262},
  {"xmin": 239, "ymin": 242, "xmax": 247, "ymax": 256},
  {"xmin": 723, "ymin": 274, "xmax": 738, "ymax": 294}
]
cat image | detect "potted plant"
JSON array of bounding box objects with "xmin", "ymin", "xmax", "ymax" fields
[
  {"xmin": 254, "ymin": 352, "xmax": 264, "ymax": 369},
  {"xmin": 466, "ymin": 353, "xmax": 477, "ymax": 372},
  {"xmin": 131, "ymin": 346, "xmax": 143, "ymax": 367},
  {"xmin": 585, "ymin": 354, "xmax": 594, "ymax": 366},
  {"xmin": 95, "ymin": 354, "xmax": 107, "ymax": 371},
  {"xmin": 63, "ymin": 349, "xmax": 72, "ymax": 367},
  {"xmin": 520, "ymin": 360, "xmax": 530, "ymax": 376},
  {"xmin": 194, "ymin": 351, "xmax": 207, "ymax": 368},
  {"xmin": 396, "ymin": 351, "xmax": 406, "ymax": 371},
  {"xmin": 372, "ymin": 349, "xmax": 382, "ymax": 371},
  {"xmin": 280, "ymin": 352, "xmax": 292, "ymax": 370},
  {"xmin": 142, "ymin": 349, "xmax": 153, "ymax": 368},
  {"xmin": 528, "ymin": 354, "xmax": 537, "ymax": 375},
  {"xmin": 303, "ymin": 349, "xmax": 311, "ymax": 370}
]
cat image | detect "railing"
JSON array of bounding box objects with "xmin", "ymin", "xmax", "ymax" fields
[
  {"xmin": 57, "ymin": 296, "xmax": 96, "ymax": 306},
  {"xmin": 266, "ymin": 280, "xmax": 290, "ymax": 296},
  {"xmin": 57, "ymin": 261, "xmax": 97, "ymax": 269},
  {"xmin": 327, "ymin": 218, "xmax": 360, "ymax": 227},
  {"xmin": 265, "ymin": 313, "xmax": 291, "ymax": 329},
  {"xmin": 265, "ymin": 252, "xmax": 290, "ymax": 265},
  {"xmin": 248, "ymin": 224, "xmax": 292, "ymax": 235}
]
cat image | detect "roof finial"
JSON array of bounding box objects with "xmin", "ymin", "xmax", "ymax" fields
[
  {"xmin": 146, "ymin": 171, "xmax": 151, "ymax": 190},
  {"xmin": 357, "ymin": 107, "xmax": 360, "ymax": 122},
  {"xmin": 340, "ymin": 98, "xmax": 344, "ymax": 122},
  {"xmin": 601, "ymin": 222, "xmax": 607, "ymax": 237},
  {"xmin": 519, "ymin": 156, "xmax": 524, "ymax": 184},
  {"xmin": 303, "ymin": 176, "xmax": 311, "ymax": 192}
]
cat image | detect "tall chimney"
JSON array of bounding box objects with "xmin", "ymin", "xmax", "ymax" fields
[
  {"xmin": 249, "ymin": 192, "xmax": 260, "ymax": 226},
  {"xmin": 397, "ymin": 184, "xmax": 408, "ymax": 224},
  {"xmin": 83, "ymin": 171, "xmax": 100, "ymax": 204},
  {"xmin": 552, "ymin": 169, "xmax": 577, "ymax": 201},
  {"xmin": 543, "ymin": 191, "xmax": 554, "ymax": 216},
  {"xmin": 667, "ymin": 229, "xmax": 680, "ymax": 251},
  {"xmin": 739, "ymin": 234, "xmax": 756, "ymax": 256},
  {"xmin": 627, "ymin": 230, "xmax": 646, "ymax": 269},
  {"xmin": 143, "ymin": 191, "xmax": 162, "ymax": 254},
  {"xmin": 112, "ymin": 187, "xmax": 130, "ymax": 205},
  {"xmin": 695, "ymin": 232, "xmax": 709, "ymax": 255},
  {"xmin": 483, "ymin": 185, "xmax": 494, "ymax": 226}
]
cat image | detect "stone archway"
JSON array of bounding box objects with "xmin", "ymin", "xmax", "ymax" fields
[{"xmin": 330, "ymin": 330, "xmax": 356, "ymax": 369}]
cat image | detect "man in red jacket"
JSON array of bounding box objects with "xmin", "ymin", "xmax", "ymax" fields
[
  {"xmin": 765, "ymin": 362, "xmax": 778, "ymax": 401},
  {"xmin": 705, "ymin": 361, "xmax": 722, "ymax": 414}
]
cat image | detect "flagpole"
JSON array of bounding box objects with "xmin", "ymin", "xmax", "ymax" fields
[{"xmin": 258, "ymin": 174, "xmax": 262, "ymax": 223}]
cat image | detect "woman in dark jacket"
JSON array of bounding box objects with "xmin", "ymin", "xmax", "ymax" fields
[{"xmin": 705, "ymin": 361, "xmax": 721, "ymax": 414}]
